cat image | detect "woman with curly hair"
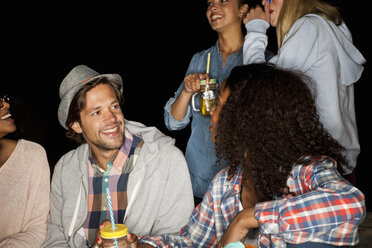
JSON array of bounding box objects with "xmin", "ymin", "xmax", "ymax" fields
[
  {"xmin": 127, "ymin": 63, "xmax": 365, "ymax": 248},
  {"xmin": 215, "ymin": 63, "xmax": 365, "ymax": 248}
]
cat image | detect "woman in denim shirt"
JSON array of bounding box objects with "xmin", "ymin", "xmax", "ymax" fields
[{"xmin": 164, "ymin": 0, "xmax": 250, "ymax": 203}]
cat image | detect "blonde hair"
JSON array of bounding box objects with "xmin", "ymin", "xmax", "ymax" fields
[{"xmin": 276, "ymin": 0, "xmax": 342, "ymax": 48}]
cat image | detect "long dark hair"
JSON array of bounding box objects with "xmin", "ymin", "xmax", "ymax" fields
[{"xmin": 215, "ymin": 63, "xmax": 348, "ymax": 201}]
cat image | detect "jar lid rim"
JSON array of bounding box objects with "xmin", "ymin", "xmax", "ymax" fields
[
  {"xmin": 200, "ymin": 79, "xmax": 217, "ymax": 85},
  {"xmin": 100, "ymin": 224, "xmax": 128, "ymax": 239}
]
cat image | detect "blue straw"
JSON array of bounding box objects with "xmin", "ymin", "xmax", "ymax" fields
[
  {"xmin": 106, "ymin": 187, "xmax": 119, "ymax": 248},
  {"xmin": 106, "ymin": 188, "xmax": 116, "ymax": 229}
]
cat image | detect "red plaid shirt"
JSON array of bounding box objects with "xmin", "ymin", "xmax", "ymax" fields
[
  {"xmin": 141, "ymin": 155, "xmax": 365, "ymax": 247},
  {"xmin": 255, "ymin": 155, "xmax": 365, "ymax": 247}
]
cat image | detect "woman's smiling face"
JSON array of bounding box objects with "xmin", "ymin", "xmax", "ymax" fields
[
  {"xmin": 206, "ymin": 0, "xmax": 243, "ymax": 32},
  {"xmin": 0, "ymin": 96, "xmax": 16, "ymax": 139}
]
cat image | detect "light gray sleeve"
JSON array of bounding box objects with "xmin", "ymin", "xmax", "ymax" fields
[
  {"xmin": 243, "ymin": 19, "xmax": 270, "ymax": 65},
  {"xmin": 151, "ymin": 147, "xmax": 194, "ymax": 235},
  {"xmin": 41, "ymin": 159, "xmax": 73, "ymax": 248}
]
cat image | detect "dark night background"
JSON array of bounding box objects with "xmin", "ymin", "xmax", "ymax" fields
[{"xmin": 2, "ymin": 1, "xmax": 370, "ymax": 210}]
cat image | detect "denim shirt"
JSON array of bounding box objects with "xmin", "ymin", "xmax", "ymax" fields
[{"xmin": 164, "ymin": 41, "xmax": 243, "ymax": 198}]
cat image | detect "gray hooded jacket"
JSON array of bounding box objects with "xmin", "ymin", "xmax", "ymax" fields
[
  {"xmin": 243, "ymin": 14, "xmax": 366, "ymax": 174},
  {"xmin": 42, "ymin": 120, "xmax": 194, "ymax": 248}
]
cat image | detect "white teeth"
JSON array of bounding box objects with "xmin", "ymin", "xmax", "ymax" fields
[
  {"xmin": 0, "ymin": 114, "xmax": 11, "ymax": 120},
  {"xmin": 102, "ymin": 127, "xmax": 117, "ymax": 133},
  {"xmin": 211, "ymin": 15, "xmax": 223, "ymax": 20}
]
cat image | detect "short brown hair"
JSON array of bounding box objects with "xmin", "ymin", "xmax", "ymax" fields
[{"xmin": 65, "ymin": 77, "xmax": 124, "ymax": 144}]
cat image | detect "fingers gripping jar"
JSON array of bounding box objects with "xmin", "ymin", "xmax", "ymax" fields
[
  {"xmin": 191, "ymin": 79, "xmax": 218, "ymax": 116},
  {"xmin": 100, "ymin": 224, "xmax": 128, "ymax": 247}
]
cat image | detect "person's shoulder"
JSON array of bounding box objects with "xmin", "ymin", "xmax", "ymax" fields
[
  {"xmin": 296, "ymin": 155, "xmax": 337, "ymax": 172},
  {"xmin": 54, "ymin": 143, "xmax": 88, "ymax": 169},
  {"xmin": 298, "ymin": 14, "xmax": 331, "ymax": 29},
  {"xmin": 193, "ymin": 42, "xmax": 218, "ymax": 57},
  {"xmin": 18, "ymin": 139, "xmax": 47, "ymax": 155},
  {"xmin": 154, "ymin": 134, "xmax": 183, "ymax": 159},
  {"xmin": 210, "ymin": 167, "xmax": 233, "ymax": 188},
  {"xmin": 126, "ymin": 120, "xmax": 176, "ymax": 147},
  {"xmin": 204, "ymin": 167, "xmax": 240, "ymax": 200},
  {"xmin": 287, "ymin": 14, "xmax": 323, "ymax": 40},
  {"xmin": 15, "ymin": 139, "xmax": 50, "ymax": 172},
  {"xmin": 291, "ymin": 14, "xmax": 314, "ymax": 28},
  {"xmin": 62, "ymin": 143, "xmax": 88, "ymax": 159}
]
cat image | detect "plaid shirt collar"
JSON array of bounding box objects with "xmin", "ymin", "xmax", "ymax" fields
[{"xmin": 88, "ymin": 128, "xmax": 134, "ymax": 172}]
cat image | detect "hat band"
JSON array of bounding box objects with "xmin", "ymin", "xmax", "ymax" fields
[{"xmin": 79, "ymin": 76, "xmax": 96, "ymax": 85}]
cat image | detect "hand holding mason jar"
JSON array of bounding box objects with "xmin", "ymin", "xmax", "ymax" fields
[
  {"xmin": 186, "ymin": 52, "xmax": 218, "ymax": 117},
  {"xmin": 100, "ymin": 223, "xmax": 128, "ymax": 248},
  {"xmin": 192, "ymin": 78, "xmax": 218, "ymax": 116},
  {"xmin": 95, "ymin": 220, "xmax": 129, "ymax": 248},
  {"xmin": 183, "ymin": 73, "xmax": 218, "ymax": 117}
]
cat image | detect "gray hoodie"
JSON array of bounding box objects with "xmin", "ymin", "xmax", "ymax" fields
[
  {"xmin": 243, "ymin": 14, "xmax": 366, "ymax": 174},
  {"xmin": 42, "ymin": 120, "xmax": 194, "ymax": 248}
]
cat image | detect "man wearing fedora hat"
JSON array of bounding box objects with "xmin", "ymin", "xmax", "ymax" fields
[{"xmin": 42, "ymin": 65, "xmax": 194, "ymax": 248}]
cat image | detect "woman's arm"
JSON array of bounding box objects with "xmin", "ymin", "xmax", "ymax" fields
[
  {"xmin": 140, "ymin": 170, "xmax": 232, "ymax": 247},
  {"xmin": 0, "ymin": 149, "xmax": 50, "ymax": 248},
  {"xmin": 243, "ymin": 19, "xmax": 270, "ymax": 65},
  {"xmin": 242, "ymin": 2, "xmax": 270, "ymax": 65},
  {"xmin": 255, "ymin": 159, "xmax": 366, "ymax": 244},
  {"xmin": 219, "ymin": 157, "xmax": 366, "ymax": 247},
  {"xmin": 170, "ymin": 72, "xmax": 208, "ymax": 121},
  {"xmin": 164, "ymin": 53, "xmax": 209, "ymax": 130},
  {"xmin": 217, "ymin": 208, "xmax": 258, "ymax": 248}
]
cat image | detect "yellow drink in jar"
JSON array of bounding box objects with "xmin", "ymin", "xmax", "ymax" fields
[{"xmin": 199, "ymin": 98, "xmax": 216, "ymax": 116}]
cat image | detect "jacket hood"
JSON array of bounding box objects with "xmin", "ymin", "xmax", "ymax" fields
[
  {"xmin": 308, "ymin": 14, "xmax": 366, "ymax": 86},
  {"xmin": 124, "ymin": 119, "xmax": 176, "ymax": 170}
]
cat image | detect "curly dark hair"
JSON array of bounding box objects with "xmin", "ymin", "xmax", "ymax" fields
[{"xmin": 215, "ymin": 63, "xmax": 348, "ymax": 201}]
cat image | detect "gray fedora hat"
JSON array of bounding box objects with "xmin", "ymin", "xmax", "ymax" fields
[{"xmin": 58, "ymin": 65, "xmax": 123, "ymax": 129}]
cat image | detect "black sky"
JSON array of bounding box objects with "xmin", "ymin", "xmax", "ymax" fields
[{"xmin": 2, "ymin": 1, "xmax": 370, "ymax": 209}]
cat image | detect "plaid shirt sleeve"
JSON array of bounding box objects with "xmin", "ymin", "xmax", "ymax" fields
[
  {"xmin": 139, "ymin": 169, "xmax": 240, "ymax": 247},
  {"xmin": 255, "ymin": 155, "xmax": 366, "ymax": 247},
  {"xmin": 138, "ymin": 199, "xmax": 217, "ymax": 248}
]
